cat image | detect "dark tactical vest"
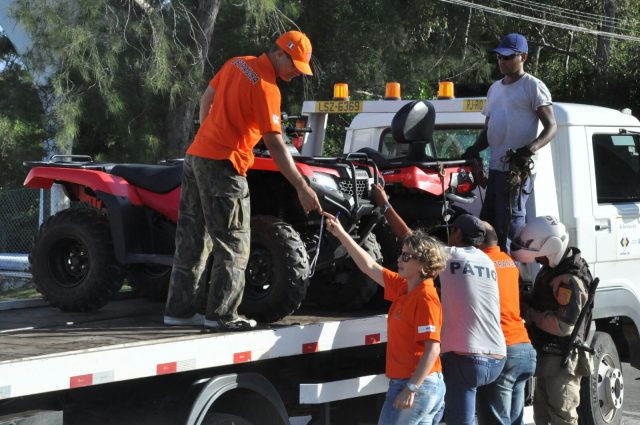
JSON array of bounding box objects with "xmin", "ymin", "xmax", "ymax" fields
[{"xmin": 528, "ymin": 247, "xmax": 594, "ymax": 355}]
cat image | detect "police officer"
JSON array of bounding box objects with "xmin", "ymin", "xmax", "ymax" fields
[{"xmin": 511, "ymin": 216, "xmax": 594, "ymax": 425}]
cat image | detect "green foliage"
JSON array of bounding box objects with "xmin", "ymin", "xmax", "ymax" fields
[
  {"xmin": 0, "ymin": 34, "xmax": 46, "ymax": 190},
  {"xmin": 4, "ymin": 0, "xmax": 640, "ymax": 168},
  {"xmin": 10, "ymin": 0, "xmax": 216, "ymax": 159}
]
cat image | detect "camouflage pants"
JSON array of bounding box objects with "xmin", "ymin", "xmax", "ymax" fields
[
  {"xmin": 164, "ymin": 154, "xmax": 250, "ymax": 321},
  {"xmin": 533, "ymin": 374, "xmax": 581, "ymax": 425}
]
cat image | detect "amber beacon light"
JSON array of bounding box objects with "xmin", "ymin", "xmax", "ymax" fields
[
  {"xmin": 438, "ymin": 81, "xmax": 455, "ymax": 99},
  {"xmin": 333, "ymin": 83, "xmax": 349, "ymax": 100},
  {"xmin": 385, "ymin": 82, "xmax": 401, "ymax": 100}
]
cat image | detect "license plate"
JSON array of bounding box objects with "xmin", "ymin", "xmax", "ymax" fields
[
  {"xmin": 462, "ymin": 99, "xmax": 486, "ymax": 112},
  {"xmin": 314, "ymin": 100, "xmax": 363, "ymax": 113}
]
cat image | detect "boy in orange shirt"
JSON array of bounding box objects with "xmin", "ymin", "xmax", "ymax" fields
[
  {"xmin": 477, "ymin": 222, "xmax": 536, "ymax": 425},
  {"xmin": 324, "ymin": 212, "xmax": 447, "ymax": 425},
  {"xmin": 164, "ymin": 31, "xmax": 321, "ymax": 332}
]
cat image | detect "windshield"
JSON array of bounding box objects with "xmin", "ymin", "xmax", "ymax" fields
[{"xmin": 380, "ymin": 126, "xmax": 487, "ymax": 163}]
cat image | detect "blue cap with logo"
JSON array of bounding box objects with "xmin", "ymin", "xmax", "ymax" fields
[{"xmin": 492, "ymin": 33, "xmax": 528, "ymax": 55}]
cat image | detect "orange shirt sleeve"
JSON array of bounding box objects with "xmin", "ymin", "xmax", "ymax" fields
[
  {"xmin": 251, "ymin": 80, "xmax": 282, "ymax": 135},
  {"xmin": 382, "ymin": 268, "xmax": 406, "ymax": 302},
  {"xmin": 413, "ymin": 290, "xmax": 442, "ymax": 343}
]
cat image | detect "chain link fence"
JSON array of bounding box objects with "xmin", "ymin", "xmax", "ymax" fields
[
  {"xmin": 0, "ymin": 188, "xmax": 45, "ymax": 298},
  {"xmin": 0, "ymin": 188, "xmax": 48, "ymax": 254}
]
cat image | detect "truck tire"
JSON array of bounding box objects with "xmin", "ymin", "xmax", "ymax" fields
[
  {"xmin": 239, "ymin": 215, "xmax": 309, "ymax": 323},
  {"xmin": 308, "ymin": 232, "xmax": 382, "ymax": 310},
  {"xmin": 127, "ymin": 265, "xmax": 171, "ymax": 302},
  {"xmin": 579, "ymin": 331, "xmax": 624, "ymax": 425},
  {"xmin": 30, "ymin": 208, "xmax": 124, "ymax": 312},
  {"xmin": 373, "ymin": 222, "xmax": 401, "ymax": 271},
  {"xmin": 202, "ymin": 413, "xmax": 254, "ymax": 425}
]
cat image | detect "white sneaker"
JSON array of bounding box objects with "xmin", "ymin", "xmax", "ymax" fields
[{"xmin": 164, "ymin": 313, "xmax": 204, "ymax": 326}]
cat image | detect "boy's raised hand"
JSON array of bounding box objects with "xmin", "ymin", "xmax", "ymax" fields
[{"xmin": 323, "ymin": 212, "xmax": 346, "ymax": 239}]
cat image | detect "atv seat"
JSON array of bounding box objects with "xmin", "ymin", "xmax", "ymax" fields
[{"xmin": 108, "ymin": 163, "xmax": 183, "ymax": 193}]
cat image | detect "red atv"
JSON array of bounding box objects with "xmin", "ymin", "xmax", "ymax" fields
[
  {"xmin": 356, "ymin": 100, "xmax": 480, "ymax": 267},
  {"xmin": 23, "ymin": 125, "xmax": 385, "ymax": 322}
]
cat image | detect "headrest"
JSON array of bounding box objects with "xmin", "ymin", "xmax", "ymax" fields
[{"xmin": 391, "ymin": 100, "xmax": 436, "ymax": 144}]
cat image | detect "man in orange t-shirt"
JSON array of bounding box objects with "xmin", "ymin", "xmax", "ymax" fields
[
  {"xmin": 477, "ymin": 222, "xmax": 537, "ymax": 425},
  {"xmin": 164, "ymin": 31, "xmax": 321, "ymax": 332}
]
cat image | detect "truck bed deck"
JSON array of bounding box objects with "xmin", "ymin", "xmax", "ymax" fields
[{"xmin": 0, "ymin": 298, "xmax": 387, "ymax": 400}]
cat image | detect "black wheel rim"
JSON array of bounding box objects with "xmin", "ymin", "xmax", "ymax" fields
[
  {"xmin": 245, "ymin": 246, "xmax": 273, "ymax": 301},
  {"xmin": 48, "ymin": 237, "xmax": 90, "ymax": 287}
]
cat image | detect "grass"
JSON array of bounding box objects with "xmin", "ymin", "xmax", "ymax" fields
[{"xmin": 0, "ymin": 285, "xmax": 41, "ymax": 301}]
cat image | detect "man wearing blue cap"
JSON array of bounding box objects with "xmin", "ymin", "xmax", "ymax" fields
[{"xmin": 463, "ymin": 33, "xmax": 557, "ymax": 250}]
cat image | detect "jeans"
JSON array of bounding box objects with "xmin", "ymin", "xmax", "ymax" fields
[
  {"xmin": 441, "ymin": 353, "xmax": 506, "ymax": 425},
  {"xmin": 477, "ymin": 343, "xmax": 537, "ymax": 425},
  {"xmin": 378, "ymin": 373, "xmax": 446, "ymax": 425},
  {"xmin": 480, "ymin": 170, "xmax": 533, "ymax": 250}
]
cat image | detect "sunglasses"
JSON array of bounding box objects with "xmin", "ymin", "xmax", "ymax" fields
[
  {"xmin": 497, "ymin": 53, "xmax": 521, "ymax": 61},
  {"xmin": 400, "ymin": 251, "xmax": 418, "ymax": 262}
]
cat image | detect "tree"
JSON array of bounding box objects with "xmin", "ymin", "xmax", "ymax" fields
[
  {"xmin": 9, "ymin": 0, "xmax": 283, "ymax": 160},
  {"xmin": 0, "ymin": 31, "xmax": 46, "ymax": 190}
]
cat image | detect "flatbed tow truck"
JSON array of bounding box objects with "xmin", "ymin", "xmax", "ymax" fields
[{"xmin": 0, "ymin": 297, "xmax": 388, "ymax": 424}]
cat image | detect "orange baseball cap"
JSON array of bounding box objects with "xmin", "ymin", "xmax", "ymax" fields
[{"xmin": 276, "ymin": 30, "xmax": 313, "ymax": 76}]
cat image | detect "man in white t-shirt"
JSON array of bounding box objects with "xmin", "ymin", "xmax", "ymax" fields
[
  {"xmin": 463, "ymin": 33, "xmax": 557, "ymax": 249},
  {"xmin": 439, "ymin": 214, "xmax": 506, "ymax": 425}
]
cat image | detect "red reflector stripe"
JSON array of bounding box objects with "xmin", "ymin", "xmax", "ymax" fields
[
  {"xmin": 365, "ymin": 333, "xmax": 381, "ymax": 344},
  {"xmin": 70, "ymin": 374, "xmax": 93, "ymax": 388},
  {"xmin": 302, "ymin": 342, "xmax": 319, "ymax": 353},
  {"xmin": 234, "ymin": 351, "xmax": 251, "ymax": 363},
  {"xmin": 157, "ymin": 362, "xmax": 177, "ymax": 375}
]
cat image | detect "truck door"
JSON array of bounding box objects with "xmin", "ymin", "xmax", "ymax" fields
[{"xmin": 588, "ymin": 129, "xmax": 640, "ymax": 274}]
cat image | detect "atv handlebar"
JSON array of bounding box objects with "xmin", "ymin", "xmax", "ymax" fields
[{"xmin": 284, "ymin": 126, "xmax": 312, "ymax": 135}]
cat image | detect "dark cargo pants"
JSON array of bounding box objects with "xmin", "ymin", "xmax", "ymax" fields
[{"xmin": 164, "ymin": 154, "xmax": 250, "ymax": 321}]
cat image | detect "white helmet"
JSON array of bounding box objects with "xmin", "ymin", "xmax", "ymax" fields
[{"xmin": 511, "ymin": 216, "xmax": 569, "ymax": 268}]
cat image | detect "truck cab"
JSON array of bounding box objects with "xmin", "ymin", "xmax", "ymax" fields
[{"xmin": 299, "ymin": 93, "xmax": 640, "ymax": 425}]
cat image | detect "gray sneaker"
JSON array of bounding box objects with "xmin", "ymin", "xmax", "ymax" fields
[
  {"xmin": 164, "ymin": 313, "xmax": 204, "ymax": 326},
  {"xmin": 204, "ymin": 317, "xmax": 257, "ymax": 332}
]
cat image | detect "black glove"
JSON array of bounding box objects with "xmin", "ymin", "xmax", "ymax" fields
[
  {"xmin": 506, "ymin": 145, "xmax": 535, "ymax": 172},
  {"xmin": 461, "ymin": 145, "xmax": 480, "ymax": 160},
  {"xmin": 515, "ymin": 145, "xmax": 534, "ymax": 158}
]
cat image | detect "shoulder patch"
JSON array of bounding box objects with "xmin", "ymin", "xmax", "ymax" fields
[{"xmin": 556, "ymin": 286, "xmax": 572, "ymax": 306}]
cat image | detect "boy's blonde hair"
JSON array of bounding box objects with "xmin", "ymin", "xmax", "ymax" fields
[{"xmin": 403, "ymin": 230, "xmax": 449, "ymax": 278}]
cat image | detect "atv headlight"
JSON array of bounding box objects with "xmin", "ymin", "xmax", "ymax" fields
[{"xmin": 312, "ymin": 172, "xmax": 339, "ymax": 191}]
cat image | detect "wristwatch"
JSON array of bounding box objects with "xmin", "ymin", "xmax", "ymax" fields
[
  {"xmin": 406, "ymin": 383, "xmax": 420, "ymax": 392},
  {"xmin": 382, "ymin": 203, "xmax": 391, "ymax": 214}
]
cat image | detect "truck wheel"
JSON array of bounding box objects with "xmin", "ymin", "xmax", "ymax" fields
[
  {"xmin": 202, "ymin": 413, "xmax": 254, "ymax": 425},
  {"xmin": 579, "ymin": 331, "xmax": 624, "ymax": 425},
  {"xmin": 308, "ymin": 232, "xmax": 382, "ymax": 310},
  {"xmin": 30, "ymin": 208, "xmax": 124, "ymax": 312},
  {"xmin": 239, "ymin": 215, "xmax": 309, "ymax": 323},
  {"xmin": 127, "ymin": 265, "xmax": 171, "ymax": 302}
]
